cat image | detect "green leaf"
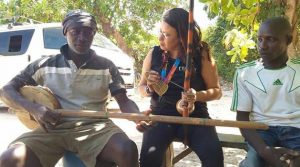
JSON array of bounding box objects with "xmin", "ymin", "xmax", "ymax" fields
[{"xmin": 226, "ymin": 50, "xmax": 235, "ymax": 56}]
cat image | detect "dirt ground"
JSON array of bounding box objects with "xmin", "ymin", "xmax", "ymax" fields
[{"xmin": 172, "ymin": 143, "xmax": 246, "ymax": 167}]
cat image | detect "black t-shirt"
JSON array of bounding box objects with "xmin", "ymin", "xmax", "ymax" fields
[{"xmin": 150, "ymin": 46, "xmax": 209, "ymax": 118}]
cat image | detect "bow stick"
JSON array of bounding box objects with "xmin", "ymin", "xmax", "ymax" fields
[{"xmin": 181, "ymin": 0, "xmax": 194, "ymax": 145}]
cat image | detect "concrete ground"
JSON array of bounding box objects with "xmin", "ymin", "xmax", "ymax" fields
[{"xmin": 0, "ymin": 90, "xmax": 246, "ymax": 166}]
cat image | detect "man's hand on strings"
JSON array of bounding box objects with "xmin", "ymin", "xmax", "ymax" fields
[{"xmin": 30, "ymin": 104, "xmax": 61, "ymax": 132}]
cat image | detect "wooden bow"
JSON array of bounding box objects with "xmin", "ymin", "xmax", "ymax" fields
[
  {"xmin": 184, "ymin": 0, "xmax": 194, "ymax": 95},
  {"xmin": 182, "ymin": 0, "xmax": 194, "ymax": 145}
]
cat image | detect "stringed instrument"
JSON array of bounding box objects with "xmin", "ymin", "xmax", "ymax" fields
[
  {"xmin": 3, "ymin": 87, "xmax": 298, "ymax": 166},
  {"xmin": 5, "ymin": 86, "xmax": 61, "ymax": 129},
  {"xmin": 2, "ymin": 85, "xmax": 270, "ymax": 130}
]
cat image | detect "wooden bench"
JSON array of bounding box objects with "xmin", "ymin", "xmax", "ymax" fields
[{"xmin": 164, "ymin": 133, "xmax": 247, "ymax": 167}]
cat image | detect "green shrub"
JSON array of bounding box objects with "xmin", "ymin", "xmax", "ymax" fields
[
  {"xmin": 203, "ymin": 19, "xmax": 259, "ymax": 82},
  {"xmin": 203, "ymin": 22, "xmax": 237, "ymax": 82}
]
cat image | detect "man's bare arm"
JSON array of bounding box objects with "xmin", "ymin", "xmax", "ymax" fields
[
  {"xmin": 1, "ymin": 84, "xmax": 61, "ymax": 130},
  {"xmin": 114, "ymin": 92, "xmax": 140, "ymax": 114},
  {"xmin": 237, "ymin": 111, "xmax": 288, "ymax": 167}
]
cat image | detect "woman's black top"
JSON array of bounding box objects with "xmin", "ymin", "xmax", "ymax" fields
[{"xmin": 150, "ymin": 46, "xmax": 209, "ymax": 118}]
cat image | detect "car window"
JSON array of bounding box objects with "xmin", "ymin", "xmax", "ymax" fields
[
  {"xmin": 43, "ymin": 27, "xmax": 119, "ymax": 52},
  {"xmin": 43, "ymin": 27, "xmax": 67, "ymax": 49},
  {"xmin": 0, "ymin": 29, "xmax": 34, "ymax": 56},
  {"xmin": 93, "ymin": 33, "xmax": 120, "ymax": 51}
]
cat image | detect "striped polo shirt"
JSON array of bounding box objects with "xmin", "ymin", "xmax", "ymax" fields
[{"xmin": 10, "ymin": 44, "xmax": 126, "ymax": 112}]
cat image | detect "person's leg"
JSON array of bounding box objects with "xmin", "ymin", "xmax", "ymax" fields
[
  {"xmin": 0, "ymin": 128, "xmax": 65, "ymax": 167},
  {"xmin": 278, "ymin": 126, "xmax": 300, "ymax": 151},
  {"xmin": 63, "ymin": 151, "xmax": 86, "ymax": 167},
  {"xmin": 240, "ymin": 128, "xmax": 278, "ymax": 167},
  {"xmin": 239, "ymin": 143, "xmax": 265, "ymax": 167},
  {"xmin": 63, "ymin": 151, "xmax": 117, "ymax": 167},
  {"xmin": 0, "ymin": 143, "xmax": 42, "ymax": 167},
  {"xmin": 278, "ymin": 126, "xmax": 300, "ymax": 167},
  {"xmin": 97, "ymin": 133, "xmax": 138, "ymax": 167},
  {"xmin": 182, "ymin": 125, "xmax": 224, "ymax": 167},
  {"xmin": 95, "ymin": 160, "xmax": 117, "ymax": 167},
  {"xmin": 139, "ymin": 122, "xmax": 176, "ymax": 167}
]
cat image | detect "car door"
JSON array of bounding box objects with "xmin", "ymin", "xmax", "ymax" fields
[{"xmin": 0, "ymin": 29, "xmax": 35, "ymax": 87}]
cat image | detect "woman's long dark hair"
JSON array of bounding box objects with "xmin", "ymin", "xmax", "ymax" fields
[{"xmin": 162, "ymin": 8, "xmax": 211, "ymax": 68}]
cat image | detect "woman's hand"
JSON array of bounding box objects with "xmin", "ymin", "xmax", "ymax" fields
[
  {"xmin": 176, "ymin": 88, "xmax": 196, "ymax": 114},
  {"xmin": 145, "ymin": 70, "xmax": 160, "ymax": 90},
  {"xmin": 181, "ymin": 88, "xmax": 196, "ymax": 105}
]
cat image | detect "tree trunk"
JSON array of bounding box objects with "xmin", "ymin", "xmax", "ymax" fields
[
  {"xmin": 285, "ymin": 0, "xmax": 299, "ymax": 57},
  {"xmin": 93, "ymin": 7, "xmax": 133, "ymax": 57}
]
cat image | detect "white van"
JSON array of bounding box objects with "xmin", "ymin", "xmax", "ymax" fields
[{"xmin": 0, "ymin": 22, "xmax": 135, "ymax": 93}]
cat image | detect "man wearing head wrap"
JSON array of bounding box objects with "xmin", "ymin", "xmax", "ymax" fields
[
  {"xmin": 62, "ymin": 9, "xmax": 98, "ymax": 35},
  {"xmin": 0, "ymin": 10, "xmax": 139, "ymax": 167}
]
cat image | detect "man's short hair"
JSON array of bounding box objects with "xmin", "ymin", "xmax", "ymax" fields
[{"xmin": 261, "ymin": 16, "xmax": 292, "ymax": 36}]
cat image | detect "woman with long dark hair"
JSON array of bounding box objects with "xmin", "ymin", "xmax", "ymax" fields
[{"xmin": 137, "ymin": 8, "xmax": 224, "ymax": 167}]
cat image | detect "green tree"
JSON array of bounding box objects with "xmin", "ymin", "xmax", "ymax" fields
[
  {"xmin": 200, "ymin": 0, "xmax": 300, "ymax": 62},
  {"xmin": 203, "ymin": 19, "xmax": 237, "ymax": 82}
]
